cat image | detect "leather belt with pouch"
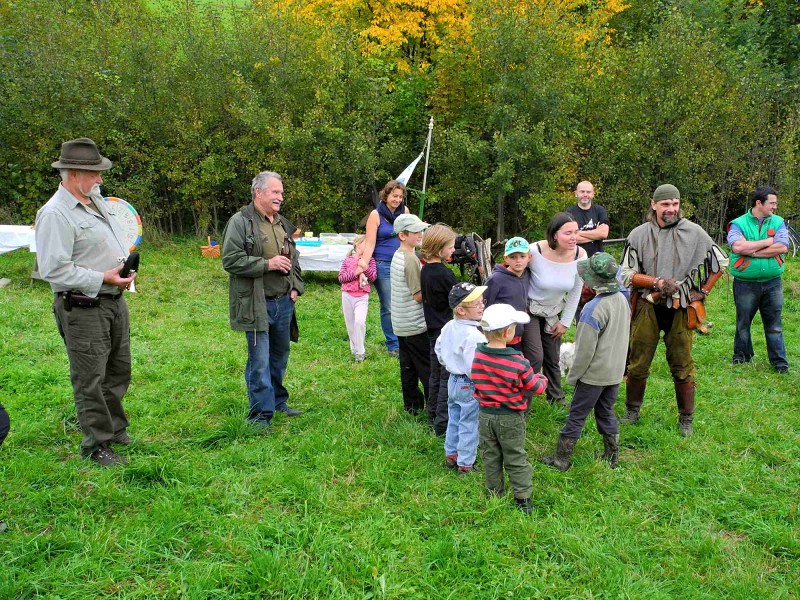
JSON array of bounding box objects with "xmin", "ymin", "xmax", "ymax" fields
[{"xmin": 58, "ymin": 291, "xmax": 101, "ymax": 311}]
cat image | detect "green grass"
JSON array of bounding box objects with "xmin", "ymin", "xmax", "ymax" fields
[{"xmin": 1, "ymin": 239, "xmax": 798, "ymax": 599}]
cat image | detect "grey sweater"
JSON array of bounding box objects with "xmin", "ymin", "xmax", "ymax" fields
[{"xmin": 567, "ymin": 291, "xmax": 630, "ymax": 387}]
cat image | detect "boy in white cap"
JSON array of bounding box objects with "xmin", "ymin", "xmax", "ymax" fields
[
  {"xmin": 473, "ymin": 304, "xmax": 548, "ymax": 514},
  {"xmin": 435, "ymin": 282, "xmax": 488, "ymax": 475},
  {"xmin": 542, "ymin": 252, "xmax": 630, "ymax": 471},
  {"xmin": 390, "ymin": 214, "xmax": 431, "ymax": 415}
]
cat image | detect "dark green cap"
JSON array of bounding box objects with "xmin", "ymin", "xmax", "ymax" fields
[
  {"xmin": 653, "ymin": 184, "xmax": 680, "ymax": 202},
  {"xmin": 577, "ymin": 252, "xmax": 621, "ymax": 293}
]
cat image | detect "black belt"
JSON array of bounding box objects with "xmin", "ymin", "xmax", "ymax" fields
[
  {"xmin": 57, "ymin": 291, "xmax": 122, "ymax": 311},
  {"xmin": 265, "ymin": 293, "xmax": 288, "ymax": 300},
  {"xmin": 56, "ymin": 291, "xmax": 122, "ymax": 300}
]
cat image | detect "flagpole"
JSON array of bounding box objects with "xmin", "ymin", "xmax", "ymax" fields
[{"xmin": 419, "ymin": 117, "xmax": 434, "ymax": 219}]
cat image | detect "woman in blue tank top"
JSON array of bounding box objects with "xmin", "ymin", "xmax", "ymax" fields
[{"xmin": 358, "ymin": 180, "xmax": 409, "ymax": 355}]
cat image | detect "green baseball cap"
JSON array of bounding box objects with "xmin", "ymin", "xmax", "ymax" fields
[{"xmin": 504, "ymin": 237, "xmax": 530, "ymax": 255}]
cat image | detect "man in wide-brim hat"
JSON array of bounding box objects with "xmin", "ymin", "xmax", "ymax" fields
[{"xmin": 35, "ymin": 137, "xmax": 137, "ymax": 467}]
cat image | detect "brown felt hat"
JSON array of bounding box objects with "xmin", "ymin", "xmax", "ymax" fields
[{"xmin": 51, "ymin": 138, "xmax": 112, "ymax": 171}]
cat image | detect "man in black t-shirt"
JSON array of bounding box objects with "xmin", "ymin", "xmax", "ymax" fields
[{"xmin": 566, "ymin": 181, "xmax": 609, "ymax": 257}]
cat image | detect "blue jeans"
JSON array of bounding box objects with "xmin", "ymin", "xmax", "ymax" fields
[
  {"xmin": 373, "ymin": 259, "xmax": 398, "ymax": 351},
  {"xmin": 245, "ymin": 295, "xmax": 294, "ymax": 422},
  {"xmin": 733, "ymin": 277, "xmax": 788, "ymax": 369},
  {"xmin": 444, "ymin": 374, "xmax": 479, "ymax": 468}
]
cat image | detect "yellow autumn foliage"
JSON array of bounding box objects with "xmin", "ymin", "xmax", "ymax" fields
[{"xmin": 277, "ymin": 0, "xmax": 628, "ymax": 72}]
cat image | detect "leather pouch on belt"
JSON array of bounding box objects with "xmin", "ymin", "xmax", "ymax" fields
[
  {"xmin": 686, "ymin": 300, "xmax": 706, "ymax": 330},
  {"xmin": 68, "ymin": 292, "xmax": 101, "ymax": 309}
]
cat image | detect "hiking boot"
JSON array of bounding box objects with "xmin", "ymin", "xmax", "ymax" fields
[
  {"xmin": 387, "ymin": 349, "xmax": 399, "ymax": 358},
  {"xmin": 279, "ymin": 407, "xmax": 303, "ymax": 417},
  {"xmin": 112, "ymin": 431, "xmax": 132, "ymax": 445},
  {"xmin": 457, "ymin": 464, "xmax": 479, "ymax": 476},
  {"xmin": 444, "ymin": 454, "xmax": 458, "ymax": 469},
  {"xmin": 600, "ymin": 433, "xmax": 619, "ymax": 468},
  {"xmin": 89, "ymin": 446, "xmax": 127, "ymax": 467},
  {"xmin": 679, "ymin": 413, "xmax": 693, "ymax": 437},
  {"xmin": 541, "ymin": 435, "xmax": 577, "ymax": 471},
  {"xmin": 514, "ymin": 497, "xmax": 532, "ymax": 515}
]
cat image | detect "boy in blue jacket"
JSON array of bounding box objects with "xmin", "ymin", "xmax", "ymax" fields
[{"xmin": 484, "ymin": 237, "xmax": 531, "ymax": 349}]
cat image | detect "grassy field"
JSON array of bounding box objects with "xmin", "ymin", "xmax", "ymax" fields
[{"xmin": 1, "ymin": 239, "xmax": 798, "ymax": 599}]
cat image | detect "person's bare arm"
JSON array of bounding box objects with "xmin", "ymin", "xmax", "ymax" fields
[{"xmin": 357, "ymin": 210, "xmax": 380, "ymax": 274}]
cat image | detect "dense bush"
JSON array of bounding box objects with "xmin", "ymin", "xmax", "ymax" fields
[{"xmin": 0, "ymin": 0, "xmax": 797, "ymax": 240}]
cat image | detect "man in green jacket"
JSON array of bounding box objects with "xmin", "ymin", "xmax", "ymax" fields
[
  {"xmin": 727, "ymin": 186, "xmax": 789, "ymax": 374},
  {"xmin": 222, "ymin": 171, "xmax": 304, "ymax": 428}
]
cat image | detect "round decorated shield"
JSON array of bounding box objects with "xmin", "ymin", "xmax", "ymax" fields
[{"xmin": 102, "ymin": 197, "xmax": 142, "ymax": 252}]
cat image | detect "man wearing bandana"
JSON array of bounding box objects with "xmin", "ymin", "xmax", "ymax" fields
[{"xmin": 620, "ymin": 184, "xmax": 728, "ymax": 436}]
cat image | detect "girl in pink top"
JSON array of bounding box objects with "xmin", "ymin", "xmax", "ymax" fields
[{"xmin": 339, "ymin": 235, "xmax": 378, "ymax": 362}]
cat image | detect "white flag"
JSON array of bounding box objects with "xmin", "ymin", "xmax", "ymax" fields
[{"xmin": 396, "ymin": 151, "xmax": 424, "ymax": 185}]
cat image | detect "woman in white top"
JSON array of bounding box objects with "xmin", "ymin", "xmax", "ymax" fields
[{"xmin": 523, "ymin": 212, "xmax": 586, "ymax": 404}]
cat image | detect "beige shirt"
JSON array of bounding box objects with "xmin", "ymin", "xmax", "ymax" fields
[{"xmin": 35, "ymin": 185, "xmax": 130, "ymax": 296}]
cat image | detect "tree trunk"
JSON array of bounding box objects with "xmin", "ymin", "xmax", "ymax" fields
[{"xmin": 496, "ymin": 189, "xmax": 504, "ymax": 243}]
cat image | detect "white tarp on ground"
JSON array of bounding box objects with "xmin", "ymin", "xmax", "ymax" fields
[{"xmin": 0, "ymin": 225, "xmax": 35, "ymax": 255}]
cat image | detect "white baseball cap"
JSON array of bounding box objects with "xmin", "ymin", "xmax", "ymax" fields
[{"xmin": 480, "ymin": 303, "xmax": 530, "ymax": 331}]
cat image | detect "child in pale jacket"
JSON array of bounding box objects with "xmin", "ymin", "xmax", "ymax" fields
[{"xmin": 339, "ymin": 235, "xmax": 377, "ymax": 362}]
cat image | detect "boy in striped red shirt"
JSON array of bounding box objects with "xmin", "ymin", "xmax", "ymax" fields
[{"xmin": 473, "ymin": 304, "xmax": 548, "ymax": 515}]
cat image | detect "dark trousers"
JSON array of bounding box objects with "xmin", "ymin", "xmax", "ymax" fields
[
  {"xmin": 427, "ymin": 330, "xmax": 449, "ymax": 434},
  {"xmin": 54, "ymin": 294, "xmax": 131, "ymax": 458},
  {"xmin": 244, "ymin": 295, "xmax": 293, "ymax": 423},
  {"xmin": 522, "ymin": 315, "xmax": 563, "ymax": 403},
  {"xmin": 733, "ymin": 277, "xmax": 788, "ymax": 369},
  {"xmin": 398, "ymin": 332, "xmax": 430, "ymax": 415},
  {"xmin": 0, "ymin": 402, "xmax": 9, "ymax": 447},
  {"xmin": 561, "ymin": 381, "xmax": 619, "ymax": 438}
]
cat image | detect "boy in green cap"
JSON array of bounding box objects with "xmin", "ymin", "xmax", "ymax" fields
[{"xmin": 542, "ymin": 252, "xmax": 630, "ymax": 470}]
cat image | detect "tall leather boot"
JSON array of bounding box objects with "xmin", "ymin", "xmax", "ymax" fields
[
  {"xmin": 541, "ymin": 435, "xmax": 577, "ymax": 471},
  {"xmin": 621, "ymin": 377, "xmax": 647, "ymax": 424},
  {"xmin": 600, "ymin": 434, "xmax": 619, "ymax": 468},
  {"xmin": 674, "ymin": 381, "xmax": 696, "ymax": 437}
]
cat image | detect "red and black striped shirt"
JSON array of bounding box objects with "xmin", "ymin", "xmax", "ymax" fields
[{"xmin": 471, "ymin": 343, "xmax": 547, "ymax": 411}]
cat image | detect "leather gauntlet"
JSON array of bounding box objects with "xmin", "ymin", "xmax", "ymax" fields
[
  {"xmin": 631, "ymin": 273, "xmax": 658, "ymax": 289},
  {"xmin": 700, "ymin": 269, "xmax": 724, "ymax": 295}
]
